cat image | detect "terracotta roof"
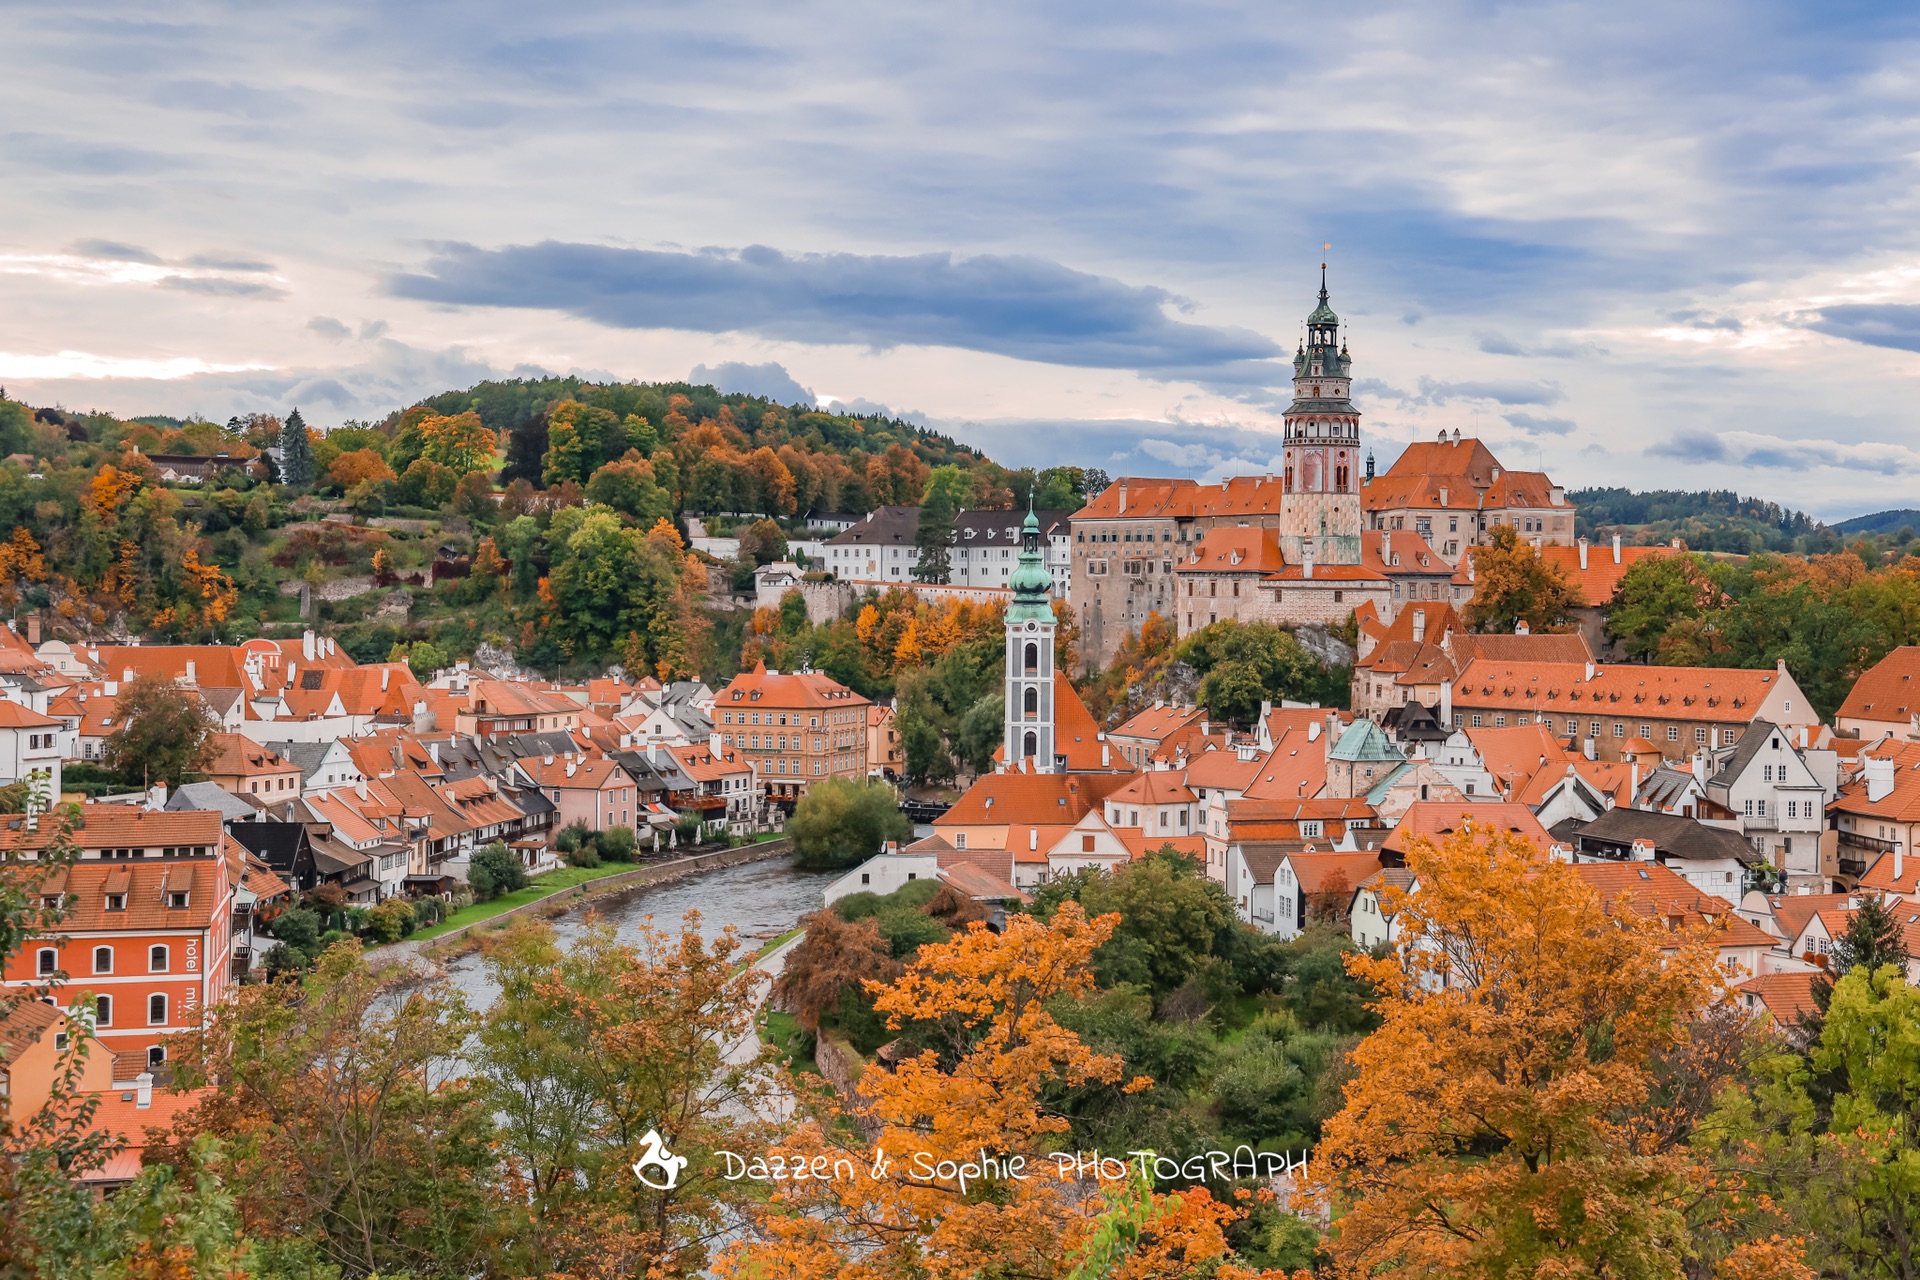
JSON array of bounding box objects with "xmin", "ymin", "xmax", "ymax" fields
[
  {"xmin": 1286, "ymin": 851, "xmax": 1384, "ymax": 896},
  {"xmin": 1571, "ymin": 861, "xmax": 1774, "ymax": 949},
  {"xmin": 0, "ymin": 806, "xmax": 221, "ymax": 857},
  {"xmin": 1829, "ymin": 739, "xmax": 1920, "ymax": 822},
  {"xmin": 1361, "ymin": 530, "xmax": 1454, "ymax": 578},
  {"xmin": 1734, "ymin": 971, "xmax": 1820, "ymax": 1025},
  {"xmin": 1838, "ymin": 646, "xmax": 1920, "ymax": 726},
  {"xmin": 1357, "ymin": 602, "xmax": 1462, "ymax": 668},
  {"xmin": 465, "ymin": 679, "xmax": 580, "ymax": 720},
  {"xmin": 1516, "ymin": 758, "xmax": 1635, "ymax": 809},
  {"xmin": 1105, "ymin": 771, "xmax": 1198, "ymax": 808},
  {"xmin": 1241, "ymin": 732, "xmax": 1332, "ymax": 801},
  {"xmin": 1538, "ymin": 543, "xmax": 1678, "ymax": 608},
  {"xmin": 87, "ymin": 645, "xmax": 252, "ymax": 691},
  {"xmin": 716, "ymin": 663, "xmax": 870, "ymax": 711},
  {"xmin": 1447, "ymin": 631, "xmax": 1593, "ymax": 667},
  {"xmin": 1073, "ymin": 478, "xmax": 1201, "ymax": 521},
  {"xmin": 1259, "ymin": 561, "xmax": 1388, "ymax": 584},
  {"xmin": 0, "ymin": 998, "xmax": 61, "ymax": 1063},
  {"xmin": 1859, "ymin": 849, "xmax": 1920, "ymax": 897},
  {"xmin": 1175, "ymin": 528, "xmax": 1287, "ymax": 575},
  {"xmin": 203, "ymin": 734, "xmax": 297, "ymax": 778},
  {"xmin": 517, "ymin": 754, "xmax": 631, "ymax": 792},
  {"xmin": 937, "ymin": 771, "xmax": 1128, "ymax": 828},
  {"xmin": 1466, "ymin": 723, "xmax": 1577, "ymax": 799},
  {"xmin": 1117, "ymin": 831, "xmax": 1207, "ymax": 861},
  {"xmin": 0, "ymin": 699, "xmax": 61, "ymax": 729},
  {"xmin": 1110, "ymin": 704, "xmax": 1207, "ymax": 743},
  {"xmin": 1449, "ymin": 658, "xmax": 1793, "ymax": 725},
  {"xmin": 10, "ymin": 856, "xmax": 226, "ymax": 929},
  {"xmin": 1380, "ymin": 437, "xmax": 1504, "ymax": 486},
  {"xmin": 1761, "ymin": 892, "xmax": 1865, "ymax": 946},
  {"xmin": 1183, "ymin": 748, "xmax": 1267, "ymax": 792},
  {"xmin": 1481, "ymin": 470, "xmax": 1562, "ymax": 509},
  {"xmin": 667, "ymin": 742, "xmax": 752, "ymax": 782},
  {"xmin": 1384, "ymin": 801, "xmax": 1555, "ymax": 855}
]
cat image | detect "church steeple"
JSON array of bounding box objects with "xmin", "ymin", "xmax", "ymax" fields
[
  {"xmin": 1004, "ymin": 496, "xmax": 1057, "ymax": 772},
  {"xmin": 1277, "ymin": 259, "xmax": 1364, "ymax": 567}
]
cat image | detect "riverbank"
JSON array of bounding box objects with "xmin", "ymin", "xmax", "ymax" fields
[{"xmin": 372, "ymin": 839, "xmax": 795, "ymax": 966}]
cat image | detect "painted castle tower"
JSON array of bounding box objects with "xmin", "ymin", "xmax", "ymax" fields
[
  {"xmin": 1278, "ymin": 265, "xmax": 1363, "ymax": 567},
  {"xmin": 1004, "ymin": 501, "xmax": 1057, "ymax": 772}
]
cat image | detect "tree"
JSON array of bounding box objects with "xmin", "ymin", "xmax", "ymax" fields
[
  {"xmin": 1806, "ymin": 894, "xmax": 1913, "ymax": 1029},
  {"xmin": 418, "ymin": 409, "xmax": 499, "ymax": 475},
  {"xmin": 101, "ymin": 672, "xmax": 218, "ymax": 787},
  {"xmin": 773, "ymin": 908, "xmax": 901, "ymax": 1031},
  {"xmin": 543, "ymin": 400, "xmax": 622, "ymax": 488},
  {"xmin": 389, "ymin": 639, "xmax": 449, "ymax": 682},
  {"xmin": 503, "ymin": 407, "xmax": 549, "ymax": 485},
  {"xmin": 396, "ymin": 457, "xmax": 458, "ymax": 507},
  {"xmin": 1462, "ymin": 523, "xmax": 1585, "ymax": 633},
  {"xmin": 474, "ymin": 916, "xmax": 771, "ymax": 1276},
  {"xmin": 327, "ymin": 447, "xmax": 395, "ymax": 491},
  {"xmin": 168, "ymin": 943, "xmax": 495, "ymax": 1277},
  {"xmin": 786, "ymin": 777, "xmax": 910, "ymax": 869},
  {"xmin": 1305, "ymin": 821, "xmax": 1741, "ymax": 1279},
  {"xmin": 913, "ymin": 479, "xmax": 957, "ymax": 583},
  {"xmin": 277, "ymin": 407, "xmax": 315, "ymax": 488},
  {"xmin": 1178, "ymin": 620, "xmax": 1341, "ymax": 720},
  {"xmin": 585, "ymin": 456, "xmax": 672, "ymax": 524},
  {"xmin": 469, "ymin": 841, "xmax": 527, "ymax": 901},
  {"xmin": 1606, "ymin": 551, "xmax": 1722, "ymax": 660},
  {"xmin": 1035, "ymin": 849, "xmax": 1236, "ymax": 1000},
  {"xmin": 736, "ymin": 517, "xmax": 787, "ymax": 565}
]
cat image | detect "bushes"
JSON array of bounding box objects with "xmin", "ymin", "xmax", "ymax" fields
[
  {"xmin": 788, "ymin": 779, "xmax": 911, "ymax": 870},
  {"xmin": 596, "ymin": 826, "xmax": 636, "ymax": 862},
  {"xmin": 363, "ymin": 899, "xmax": 416, "ymax": 944}
]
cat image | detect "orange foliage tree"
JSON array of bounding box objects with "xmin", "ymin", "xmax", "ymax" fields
[
  {"xmin": 328, "ymin": 447, "xmax": 396, "ymax": 489},
  {"xmin": 1303, "ymin": 822, "xmax": 1775, "ymax": 1279}
]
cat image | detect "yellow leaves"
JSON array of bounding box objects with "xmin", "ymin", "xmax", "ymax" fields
[
  {"xmin": 854, "ymin": 603, "xmax": 879, "ymax": 646},
  {"xmin": 180, "ymin": 547, "xmax": 238, "ymax": 629},
  {"xmin": 417, "ymin": 409, "xmax": 498, "ymax": 475},
  {"xmin": 85, "ymin": 463, "xmax": 141, "ymax": 520},
  {"xmin": 645, "ymin": 516, "xmax": 685, "ymax": 554}
]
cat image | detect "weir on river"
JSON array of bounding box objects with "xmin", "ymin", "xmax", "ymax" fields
[{"xmin": 436, "ymin": 856, "xmax": 839, "ymax": 1011}]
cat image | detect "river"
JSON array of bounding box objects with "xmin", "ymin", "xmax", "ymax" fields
[{"xmin": 437, "ymin": 856, "xmax": 840, "ymax": 1010}]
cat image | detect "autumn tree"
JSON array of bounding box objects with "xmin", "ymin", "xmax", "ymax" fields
[
  {"xmin": 1463, "ymin": 523, "xmax": 1585, "ymax": 633},
  {"xmin": 1305, "ymin": 821, "xmax": 1749, "ymax": 1279},
  {"xmin": 101, "ymin": 672, "xmax": 219, "ymax": 787},
  {"xmin": 168, "ymin": 943, "xmax": 494, "ymax": 1277},
  {"xmin": 417, "ymin": 408, "xmax": 499, "ymax": 475},
  {"xmin": 277, "ymin": 407, "xmax": 315, "ymax": 488},
  {"xmin": 327, "ymin": 446, "xmax": 396, "ymax": 491},
  {"xmin": 773, "ymin": 908, "xmax": 901, "ymax": 1031},
  {"xmin": 1605, "ymin": 550, "xmax": 1723, "ymax": 660}
]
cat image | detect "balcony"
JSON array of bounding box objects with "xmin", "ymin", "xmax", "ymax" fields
[{"xmin": 1837, "ymin": 829, "xmax": 1897, "ymax": 879}]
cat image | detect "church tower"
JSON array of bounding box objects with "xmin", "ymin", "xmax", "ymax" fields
[
  {"xmin": 1278, "ymin": 264, "xmax": 1363, "ymax": 566},
  {"xmin": 1004, "ymin": 501, "xmax": 1057, "ymax": 772}
]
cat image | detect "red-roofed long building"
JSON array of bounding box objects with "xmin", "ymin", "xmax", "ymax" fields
[{"xmin": 713, "ymin": 664, "xmax": 869, "ymax": 808}]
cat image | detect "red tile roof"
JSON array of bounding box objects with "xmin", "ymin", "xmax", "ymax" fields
[
  {"xmin": 1174, "ymin": 528, "xmax": 1287, "ymax": 576},
  {"xmin": 1837, "ymin": 646, "xmax": 1920, "ymax": 727},
  {"xmin": 1449, "ymin": 659, "xmax": 1794, "ymax": 725},
  {"xmin": 1734, "ymin": 971, "xmax": 1820, "ymax": 1025},
  {"xmin": 717, "ymin": 663, "xmax": 870, "ymax": 711},
  {"xmin": 937, "ymin": 771, "xmax": 1129, "ymax": 828},
  {"xmin": 1383, "ymin": 801, "xmax": 1555, "ymax": 855},
  {"xmin": 1538, "ymin": 542, "xmax": 1678, "ymax": 608}
]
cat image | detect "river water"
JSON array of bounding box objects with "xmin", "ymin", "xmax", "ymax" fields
[{"xmin": 438, "ymin": 856, "xmax": 840, "ymax": 1010}]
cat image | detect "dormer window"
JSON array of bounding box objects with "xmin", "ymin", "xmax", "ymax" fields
[
  {"xmin": 105, "ymin": 893, "xmax": 126, "ymax": 911},
  {"xmin": 167, "ymin": 891, "xmax": 189, "ymax": 909}
]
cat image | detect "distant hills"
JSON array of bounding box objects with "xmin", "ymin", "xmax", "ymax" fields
[{"xmin": 1832, "ymin": 508, "xmax": 1920, "ymax": 537}]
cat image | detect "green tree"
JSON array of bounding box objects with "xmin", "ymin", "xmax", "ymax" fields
[
  {"xmin": 278, "ymin": 407, "xmax": 315, "ymax": 488},
  {"xmin": 898, "ymin": 704, "xmax": 952, "ymax": 786},
  {"xmin": 912, "ymin": 481, "xmax": 957, "ymax": 583},
  {"xmin": 544, "ymin": 506, "xmax": 685, "ymax": 667},
  {"xmin": 469, "ymin": 841, "xmax": 527, "ymax": 900},
  {"xmin": 955, "ymin": 691, "xmax": 1005, "ymax": 776},
  {"xmin": 737, "ymin": 517, "xmax": 788, "ymax": 565},
  {"xmin": 389, "ymin": 639, "xmax": 449, "ymax": 682},
  {"xmin": 1178, "ymin": 620, "xmax": 1340, "ymax": 719},
  {"xmin": 1034, "ymin": 848, "xmax": 1236, "ymax": 1000},
  {"xmin": 101, "ymin": 671, "xmax": 218, "ymax": 788},
  {"xmin": 542, "ymin": 401, "xmax": 623, "ymax": 488},
  {"xmin": 786, "ymin": 777, "xmax": 910, "ymax": 869},
  {"xmin": 396, "ymin": 457, "xmax": 458, "ymax": 507},
  {"xmin": 1605, "ymin": 551, "xmax": 1723, "ymax": 661},
  {"xmin": 585, "ymin": 457, "xmax": 672, "ymax": 524}
]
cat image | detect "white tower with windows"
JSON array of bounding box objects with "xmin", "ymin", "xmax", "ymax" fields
[{"xmin": 1004, "ymin": 503, "xmax": 1057, "ymax": 772}]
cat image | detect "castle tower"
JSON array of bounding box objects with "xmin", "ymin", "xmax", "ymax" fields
[
  {"xmin": 1279, "ymin": 263, "xmax": 1363, "ymax": 565},
  {"xmin": 1005, "ymin": 500, "xmax": 1057, "ymax": 772}
]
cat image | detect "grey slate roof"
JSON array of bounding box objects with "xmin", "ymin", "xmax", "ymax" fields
[
  {"xmin": 1567, "ymin": 806, "xmax": 1758, "ymax": 863},
  {"xmin": 1636, "ymin": 764, "xmax": 1699, "ymax": 812},
  {"xmin": 263, "ymin": 740, "xmax": 336, "ymax": 784},
  {"xmin": 166, "ymin": 781, "xmax": 260, "ymax": 823},
  {"xmin": 1707, "ymin": 718, "xmax": 1779, "ymax": 789},
  {"xmin": 825, "ymin": 505, "xmax": 920, "ymax": 547}
]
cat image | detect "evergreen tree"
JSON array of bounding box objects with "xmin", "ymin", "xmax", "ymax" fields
[
  {"xmin": 1806, "ymin": 893, "xmax": 1913, "ymax": 1030},
  {"xmin": 912, "ymin": 485, "xmax": 956, "ymax": 583},
  {"xmin": 278, "ymin": 407, "xmax": 316, "ymax": 488},
  {"xmin": 502, "ymin": 408, "xmax": 549, "ymax": 485}
]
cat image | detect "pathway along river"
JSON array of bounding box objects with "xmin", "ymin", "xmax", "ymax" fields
[{"xmin": 437, "ymin": 855, "xmax": 841, "ymax": 1011}]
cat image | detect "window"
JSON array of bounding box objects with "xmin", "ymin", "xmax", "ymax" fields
[
  {"xmin": 94, "ymin": 995, "xmax": 111, "ymax": 1027},
  {"xmin": 149, "ymin": 945, "xmax": 169, "ymax": 973},
  {"xmin": 106, "ymin": 893, "xmax": 126, "ymax": 911},
  {"xmin": 1667, "ymin": 725, "xmax": 1680, "ymax": 741},
  {"xmin": 1696, "ymin": 727, "xmax": 1708, "ymax": 744},
  {"xmin": 1082, "ymin": 834, "xmax": 1096, "ymax": 852},
  {"xmin": 1590, "ymin": 720, "xmax": 1602, "ymax": 738},
  {"xmin": 861, "ymin": 873, "xmax": 870, "ymax": 885},
  {"xmin": 1470, "ymin": 714, "xmax": 1483, "ymax": 728},
  {"xmin": 147, "ymin": 1046, "xmax": 166, "ymax": 1068},
  {"xmin": 1722, "ymin": 729, "xmax": 1737, "ymax": 745},
  {"xmin": 1613, "ymin": 723, "xmax": 1626, "ymax": 738},
  {"xmin": 954, "ymin": 833, "xmax": 966, "ymax": 849},
  {"xmin": 1639, "ymin": 724, "xmax": 1651, "ymax": 739},
  {"xmin": 167, "ymin": 891, "xmax": 188, "ymax": 909},
  {"xmin": 36, "ymin": 947, "xmax": 56, "ymax": 976},
  {"xmin": 1023, "ymin": 687, "xmax": 1038, "ymax": 716},
  {"xmin": 148, "ymin": 994, "xmax": 167, "ymax": 1026},
  {"xmin": 92, "ymin": 946, "xmax": 112, "ymax": 974},
  {"xmin": 1494, "ymin": 714, "xmax": 1507, "ymax": 727}
]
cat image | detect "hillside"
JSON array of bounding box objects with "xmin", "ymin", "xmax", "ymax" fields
[
  {"xmin": 0, "ymin": 379, "xmax": 1118, "ymax": 685},
  {"xmin": 1569, "ymin": 486, "xmax": 1837, "ymax": 555},
  {"xmin": 1832, "ymin": 507, "xmax": 1920, "ymax": 537}
]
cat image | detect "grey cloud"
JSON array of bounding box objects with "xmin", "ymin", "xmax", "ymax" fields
[
  {"xmin": 390, "ymin": 241, "xmax": 1287, "ymax": 377},
  {"xmin": 307, "ymin": 316, "xmax": 351, "ymax": 341},
  {"xmin": 1648, "ymin": 431, "xmax": 1728, "ymax": 463},
  {"xmin": 688, "ymin": 360, "xmax": 814, "ymax": 405},
  {"xmin": 1415, "ymin": 376, "xmax": 1563, "ymax": 407},
  {"xmin": 358, "ymin": 320, "xmax": 390, "ymax": 340},
  {"xmin": 184, "ymin": 252, "xmax": 274, "ymax": 273},
  {"xmin": 826, "ymin": 397, "xmax": 929, "ymax": 426},
  {"xmin": 1476, "ymin": 331, "xmax": 1605, "ymax": 358},
  {"xmin": 1807, "ymin": 304, "xmax": 1920, "ymax": 354},
  {"xmin": 159, "ymin": 276, "xmax": 283, "ymax": 297},
  {"xmin": 70, "ymin": 238, "xmax": 161, "ymax": 263},
  {"xmin": 1504, "ymin": 411, "xmax": 1576, "ymax": 436},
  {"xmin": 1649, "ymin": 427, "xmax": 1920, "ymax": 475}
]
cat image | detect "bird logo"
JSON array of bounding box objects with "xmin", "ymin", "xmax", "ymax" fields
[{"xmin": 632, "ymin": 1129, "xmax": 688, "ymax": 1191}]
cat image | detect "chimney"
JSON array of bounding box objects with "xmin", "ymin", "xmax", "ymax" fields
[
  {"xmin": 381, "ymin": 667, "xmax": 390, "ymax": 692},
  {"xmin": 147, "ymin": 782, "xmax": 167, "ymax": 810},
  {"xmin": 356, "ymin": 778, "xmax": 368, "ymax": 800},
  {"xmin": 184, "ymin": 660, "xmax": 196, "ymax": 685},
  {"xmin": 566, "ymin": 759, "xmax": 578, "ymax": 778},
  {"xmin": 1612, "ymin": 534, "xmax": 1621, "ymax": 565},
  {"xmin": 1412, "ymin": 609, "xmax": 1427, "ymax": 643},
  {"xmin": 26, "ymin": 614, "xmax": 38, "ymax": 645},
  {"xmin": 1865, "ymin": 756, "xmax": 1897, "ymax": 802},
  {"xmin": 123, "ymin": 668, "xmax": 135, "ymax": 684},
  {"xmin": 1117, "ymin": 482, "xmax": 1128, "ymax": 515},
  {"xmin": 302, "ymin": 630, "xmax": 316, "ymax": 661},
  {"xmin": 1380, "ymin": 530, "xmax": 1391, "ymax": 559},
  {"xmin": 1307, "ymin": 719, "xmax": 1320, "ymax": 742},
  {"xmin": 1029, "ymin": 827, "xmax": 1039, "ymax": 851},
  {"xmin": 1303, "ymin": 548, "xmax": 1314, "ymax": 579},
  {"xmin": 1630, "ymin": 760, "xmax": 1640, "ymax": 799},
  {"xmin": 1585, "ymin": 660, "xmax": 1596, "ymax": 681},
  {"xmin": 1439, "ymin": 679, "xmax": 1453, "ymax": 725},
  {"xmin": 103, "ymin": 681, "xmax": 117, "ymax": 697},
  {"xmin": 1577, "ymin": 537, "xmax": 1589, "ymax": 570},
  {"xmin": 286, "ymin": 663, "xmax": 297, "ymax": 686},
  {"xmin": 710, "ymin": 731, "xmax": 722, "ymax": 753},
  {"xmin": 1896, "ymin": 840, "xmax": 1905, "ymax": 883},
  {"xmin": 1325, "ymin": 710, "xmax": 1341, "ymax": 743},
  {"xmin": 427, "ymin": 742, "xmax": 439, "ymax": 765},
  {"xmin": 135, "ymin": 1072, "xmax": 153, "ymax": 1109},
  {"xmin": 1438, "ymin": 486, "xmax": 1449, "ymax": 507},
  {"xmin": 543, "ymin": 754, "xmax": 554, "ymax": 765},
  {"xmin": 647, "ymin": 742, "xmax": 659, "ymax": 765}
]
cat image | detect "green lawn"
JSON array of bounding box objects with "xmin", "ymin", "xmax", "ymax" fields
[{"xmin": 404, "ymin": 862, "xmax": 642, "ymax": 942}]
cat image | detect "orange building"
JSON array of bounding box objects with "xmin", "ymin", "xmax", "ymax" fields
[
  {"xmin": 1, "ymin": 806, "xmax": 231, "ymax": 1071},
  {"xmin": 713, "ymin": 664, "xmax": 870, "ymax": 805}
]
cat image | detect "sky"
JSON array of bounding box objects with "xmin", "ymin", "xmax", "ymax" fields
[{"xmin": 3, "ymin": 2, "xmax": 1920, "ymax": 520}]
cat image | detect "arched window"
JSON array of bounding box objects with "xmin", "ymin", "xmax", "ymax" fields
[
  {"xmin": 1023, "ymin": 642, "xmax": 1038, "ymax": 673},
  {"xmin": 148, "ymin": 993, "xmax": 168, "ymax": 1026},
  {"xmin": 94, "ymin": 995, "xmax": 112, "ymax": 1027},
  {"xmin": 36, "ymin": 948, "xmax": 56, "ymax": 976},
  {"xmin": 1023, "ymin": 687, "xmax": 1038, "ymax": 716},
  {"xmin": 1023, "ymin": 732, "xmax": 1037, "ymax": 759},
  {"xmin": 93, "ymin": 946, "xmax": 112, "ymax": 974}
]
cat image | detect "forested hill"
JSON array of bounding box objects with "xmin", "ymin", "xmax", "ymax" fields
[
  {"xmin": 408, "ymin": 376, "xmax": 1013, "ymax": 516},
  {"xmin": 1570, "ymin": 487, "xmax": 1835, "ymax": 555}
]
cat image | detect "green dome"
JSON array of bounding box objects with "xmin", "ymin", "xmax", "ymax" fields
[{"xmin": 1007, "ymin": 501, "xmax": 1054, "ymax": 622}]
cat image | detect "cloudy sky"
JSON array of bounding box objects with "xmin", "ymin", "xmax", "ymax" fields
[{"xmin": 3, "ymin": 2, "xmax": 1920, "ymax": 518}]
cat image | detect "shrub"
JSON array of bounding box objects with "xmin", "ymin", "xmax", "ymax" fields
[
  {"xmin": 555, "ymin": 824, "xmax": 589, "ymax": 854},
  {"xmin": 412, "ymin": 896, "xmax": 446, "ymax": 926},
  {"xmin": 596, "ymin": 826, "xmax": 636, "ymax": 862},
  {"xmin": 363, "ymin": 899, "xmax": 416, "ymax": 944},
  {"xmin": 789, "ymin": 779, "xmax": 912, "ymax": 870},
  {"xmin": 468, "ymin": 860, "xmax": 498, "ymax": 902},
  {"xmin": 564, "ymin": 841, "xmax": 602, "ymax": 869},
  {"xmin": 470, "ymin": 841, "xmax": 528, "ymax": 897},
  {"xmin": 269, "ymin": 907, "xmax": 322, "ymax": 958},
  {"xmin": 260, "ymin": 942, "xmax": 307, "ymax": 979}
]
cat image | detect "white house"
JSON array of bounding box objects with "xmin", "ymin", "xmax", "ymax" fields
[
  {"xmin": 824, "ymin": 850, "xmax": 940, "ymax": 904},
  {"xmin": 0, "ymin": 701, "xmax": 68, "ymax": 808},
  {"xmin": 1045, "ymin": 811, "xmax": 1135, "ymax": 879},
  {"xmin": 1702, "ymin": 720, "xmax": 1835, "ymax": 889}
]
